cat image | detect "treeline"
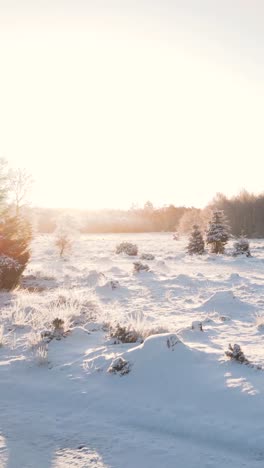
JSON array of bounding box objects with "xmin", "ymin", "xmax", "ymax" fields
[
  {"xmin": 210, "ymin": 191, "xmax": 264, "ymax": 238},
  {"xmin": 34, "ymin": 203, "xmax": 189, "ymax": 233},
  {"xmin": 33, "ymin": 191, "xmax": 264, "ymax": 237}
]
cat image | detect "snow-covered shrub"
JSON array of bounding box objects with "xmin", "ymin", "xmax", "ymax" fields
[
  {"xmin": 108, "ymin": 280, "xmax": 120, "ymax": 290},
  {"xmin": 187, "ymin": 225, "xmax": 205, "ymax": 255},
  {"xmin": 0, "ymin": 255, "xmax": 22, "ymax": 290},
  {"xmin": 225, "ymin": 344, "xmax": 249, "ymax": 364},
  {"xmin": 166, "ymin": 334, "xmax": 181, "ymax": 350},
  {"xmin": 206, "ymin": 210, "xmax": 230, "ymax": 254},
  {"xmin": 219, "ymin": 315, "xmax": 230, "ymax": 322},
  {"xmin": 108, "ymin": 357, "xmax": 131, "ymax": 375},
  {"xmin": 41, "ymin": 316, "xmax": 70, "ymax": 342},
  {"xmin": 140, "ymin": 253, "xmax": 155, "ymax": 261},
  {"xmin": 133, "ymin": 261, "xmax": 150, "ymax": 273},
  {"xmin": 52, "ymin": 317, "xmax": 65, "ymax": 332},
  {"xmin": 233, "ymin": 236, "xmax": 251, "ymax": 257},
  {"xmin": 110, "ymin": 323, "xmax": 143, "ymax": 344},
  {"xmin": 115, "ymin": 242, "xmax": 138, "ymax": 256},
  {"xmin": 191, "ymin": 321, "xmax": 203, "ymax": 331}
]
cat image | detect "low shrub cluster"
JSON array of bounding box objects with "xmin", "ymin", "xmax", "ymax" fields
[
  {"xmin": 110, "ymin": 323, "xmax": 143, "ymax": 344},
  {"xmin": 41, "ymin": 317, "xmax": 70, "ymax": 342},
  {"xmin": 225, "ymin": 344, "xmax": 249, "ymax": 364},
  {"xmin": 133, "ymin": 262, "xmax": 150, "ymax": 273},
  {"xmin": 108, "ymin": 357, "xmax": 131, "ymax": 375},
  {"xmin": 116, "ymin": 242, "xmax": 138, "ymax": 256},
  {"xmin": 233, "ymin": 237, "xmax": 251, "ymax": 257},
  {"xmin": 140, "ymin": 253, "xmax": 155, "ymax": 261}
]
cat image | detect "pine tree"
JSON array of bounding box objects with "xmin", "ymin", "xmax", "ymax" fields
[
  {"xmin": 187, "ymin": 224, "xmax": 205, "ymax": 255},
  {"xmin": 206, "ymin": 210, "xmax": 230, "ymax": 254},
  {"xmin": 0, "ymin": 215, "xmax": 32, "ymax": 289},
  {"xmin": 0, "ymin": 160, "xmax": 32, "ymax": 290}
]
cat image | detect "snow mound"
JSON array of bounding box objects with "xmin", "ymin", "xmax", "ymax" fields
[
  {"xmin": 138, "ymin": 333, "xmax": 182, "ymax": 353},
  {"xmin": 156, "ymin": 260, "xmax": 169, "ymax": 271},
  {"xmin": 197, "ymin": 290, "xmax": 253, "ymax": 315},
  {"xmin": 81, "ymin": 270, "xmax": 105, "ymax": 287},
  {"xmin": 96, "ymin": 280, "xmax": 131, "ymax": 299},
  {"xmin": 228, "ymin": 273, "xmax": 243, "ymax": 283},
  {"xmin": 125, "ymin": 333, "xmax": 195, "ymax": 369},
  {"xmin": 175, "ymin": 274, "xmax": 194, "ymax": 286},
  {"xmin": 108, "ymin": 266, "xmax": 123, "ymax": 275}
]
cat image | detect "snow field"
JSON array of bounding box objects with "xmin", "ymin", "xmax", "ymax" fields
[{"xmin": 1, "ymin": 233, "xmax": 264, "ymax": 467}]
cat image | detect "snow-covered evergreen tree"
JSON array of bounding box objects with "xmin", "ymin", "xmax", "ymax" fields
[
  {"xmin": 187, "ymin": 225, "xmax": 205, "ymax": 255},
  {"xmin": 0, "ymin": 215, "xmax": 32, "ymax": 289},
  {"xmin": 233, "ymin": 236, "xmax": 251, "ymax": 257},
  {"xmin": 0, "ymin": 160, "xmax": 32, "ymax": 290},
  {"xmin": 206, "ymin": 210, "xmax": 230, "ymax": 254}
]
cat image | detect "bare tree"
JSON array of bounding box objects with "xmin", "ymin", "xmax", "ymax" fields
[
  {"xmin": 54, "ymin": 215, "xmax": 79, "ymax": 257},
  {"xmin": 8, "ymin": 168, "xmax": 33, "ymax": 216},
  {"xmin": 55, "ymin": 231, "xmax": 73, "ymax": 257}
]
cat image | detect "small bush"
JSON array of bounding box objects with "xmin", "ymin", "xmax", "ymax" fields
[
  {"xmin": 225, "ymin": 344, "xmax": 249, "ymax": 364},
  {"xmin": 52, "ymin": 317, "xmax": 65, "ymax": 331},
  {"xmin": 108, "ymin": 357, "xmax": 131, "ymax": 375},
  {"xmin": 116, "ymin": 242, "xmax": 138, "ymax": 256},
  {"xmin": 105, "ymin": 280, "xmax": 120, "ymax": 290},
  {"xmin": 110, "ymin": 323, "xmax": 143, "ymax": 344},
  {"xmin": 140, "ymin": 253, "xmax": 155, "ymax": 261},
  {"xmin": 0, "ymin": 255, "xmax": 23, "ymax": 290},
  {"xmin": 191, "ymin": 321, "xmax": 203, "ymax": 331},
  {"xmin": 41, "ymin": 317, "xmax": 70, "ymax": 342},
  {"xmin": 133, "ymin": 262, "xmax": 150, "ymax": 273},
  {"xmin": 233, "ymin": 237, "xmax": 251, "ymax": 257}
]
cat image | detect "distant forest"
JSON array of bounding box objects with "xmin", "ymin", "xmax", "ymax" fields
[
  {"xmin": 33, "ymin": 191, "xmax": 264, "ymax": 238},
  {"xmin": 209, "ymin": 190, "xmax": 264, "ymax": 238}
]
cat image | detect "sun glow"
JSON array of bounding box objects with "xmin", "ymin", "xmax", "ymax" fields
[{"xmin": 0, "ymin": 4, "xmax": 263, "ymax": 209}]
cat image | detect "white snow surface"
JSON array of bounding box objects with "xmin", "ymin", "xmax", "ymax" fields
[{"xmin": 1, "ymin": 233, "xmax": 264, "ymax": 467}]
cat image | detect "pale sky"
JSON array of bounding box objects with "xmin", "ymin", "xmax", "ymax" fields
[{"xmin": 0, "ymin": 1, "xmax": 263, "ymax": 209}]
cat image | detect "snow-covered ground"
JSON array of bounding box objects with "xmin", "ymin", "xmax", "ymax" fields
[{"xmin": 1, "ymin": 233, "xmax": 264, "ymax": 467}]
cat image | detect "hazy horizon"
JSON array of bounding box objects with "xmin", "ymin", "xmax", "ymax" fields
[{"xmin": 1, "ymin": 1, "xmax": 263, "ymax": 210}]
